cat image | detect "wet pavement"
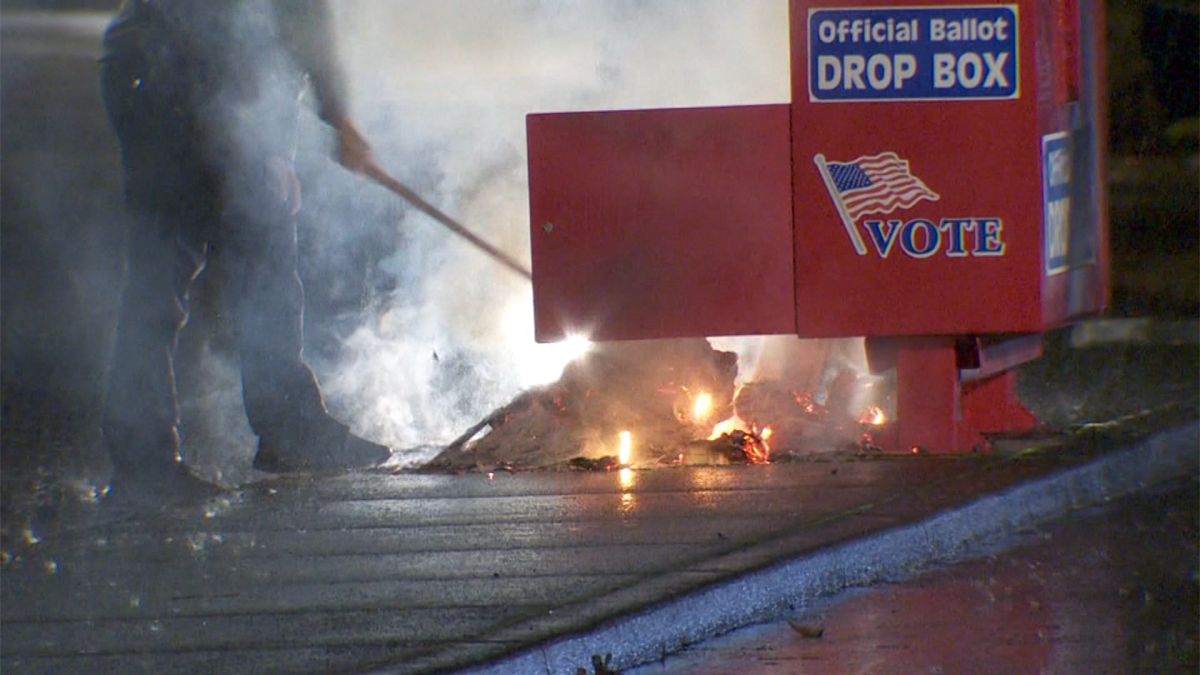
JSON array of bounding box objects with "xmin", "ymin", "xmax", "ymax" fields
[
  {"xmin": 2, "ymin": 422, "xmax": 1196, "ymax": 674},
  {"xmin": 0, "ymin": 457, "xmax": 1054, "ymax": 674},
  {"xmin": 630, "ymin": 477, "xmax": 1199, "ymax": 675}
]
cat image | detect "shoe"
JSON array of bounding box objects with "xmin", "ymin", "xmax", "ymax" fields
[{"xmin": 252, "ymin": 424, "xmax": 392, "ymax": 473}]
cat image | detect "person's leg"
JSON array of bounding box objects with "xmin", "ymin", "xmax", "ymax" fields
[
  {"xmin": 102, "ymin": 216, "xmax": 215, "ymax": 496},
  {"xmin": 214, "ymin": 156, "xmax": 389, "ymax": 472},
  {"xmin": 99, "ymin": 19, "xmax": 221, "ymax": 502}
]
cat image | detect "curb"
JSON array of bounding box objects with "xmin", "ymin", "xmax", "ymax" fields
[{"xmin": 465, "ymin": 422, "xmax": 1199, "ymax": 675}]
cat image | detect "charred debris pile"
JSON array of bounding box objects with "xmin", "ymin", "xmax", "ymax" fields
[{"xmin": 422, "ymin": 339, "xmax": 887, "ymax": 474}]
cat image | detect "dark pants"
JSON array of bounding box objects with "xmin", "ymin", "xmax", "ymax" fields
[{"xmin": 99, "ymin": 14, "xmax": 335, "ymax": 475}]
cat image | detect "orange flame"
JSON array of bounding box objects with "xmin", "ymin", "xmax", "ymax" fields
[
  {"xmin": 859, "ymin": 405, "xmax": 887, "ymax": 426},
  {"xmin": 618, "ymin": 430, "xmax": 632, "ymax": 466},
  {"xmin": 708, "ymin": 414, "xmax": 771, "ymax": 464}
]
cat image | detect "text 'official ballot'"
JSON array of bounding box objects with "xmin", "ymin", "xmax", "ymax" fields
[{"xmin": 808, "ymin": 5, "xmax": 1019, "ymax": 101}]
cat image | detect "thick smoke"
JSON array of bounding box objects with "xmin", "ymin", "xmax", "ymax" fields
[
  {"xmin": 108, "ymin": 1, "xmax": 812, "ymax": 474},
  {"xmin": 261, "ymin": 1, "xmax": 795, "ymax": 465},
  {"xmin": 278, "ymin": 1, "xmax": 791, "ymax": 465},
  {"xmin": 2, "ymin": 3, "xmax": 851, "ymax": 480}
]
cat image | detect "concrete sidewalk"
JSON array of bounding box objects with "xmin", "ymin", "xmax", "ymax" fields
[{"xmin": 2, "ymin": 420, "xmax": 1195, "ymax": 675}]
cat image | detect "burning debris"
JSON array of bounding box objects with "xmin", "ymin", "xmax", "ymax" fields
[
  {"xmin": 424, "ymin": 339, "xmax": 739, "ymax": 472},
  {"xmin": 731, "ymin": 369, "xmax": 890, "ymax": 459},
  {"xmin": 568, "ymin": 456, "xmax": 622, "ymax": 472},
  {"xmin": 686, "ymin": 427, "xmax": 771, "ymax": 465},
  {"xmin": 421, "ymin": 338, "xmax": 892, "ymax": 473}
]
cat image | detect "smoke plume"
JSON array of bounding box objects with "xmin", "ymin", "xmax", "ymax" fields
[{"xmin": 287, "ymin": 0, "xmax": 790, "ymax": 465}]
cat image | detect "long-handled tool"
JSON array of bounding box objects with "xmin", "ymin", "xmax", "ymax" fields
[{"xmin": 363, "ymin": 162, "xmax": 533, "ymax": 282}]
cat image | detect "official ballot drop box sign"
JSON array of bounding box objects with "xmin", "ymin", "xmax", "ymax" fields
[
  {"xmin": 792, "ymin": 0, "xmax": 1108, "ymax": 338},
  {"xmin": 525, "ymin": 0, "xmax": 1108, "ymax": 343}
]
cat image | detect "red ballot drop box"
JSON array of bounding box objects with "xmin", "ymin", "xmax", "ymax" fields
[{"xmin": 526, "ymin": 0, "xmax": 1109, "ymax": 453}]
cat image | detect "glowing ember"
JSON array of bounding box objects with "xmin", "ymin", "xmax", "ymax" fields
[
  {"xmin": 859, "ymin": 404, "xmax": 887, "ymax": 426},
  {"xmin": 692, "ymin": 391, "xmax": 714, "ymax": 422},
  {"xmin": 723, "ymin": 430, "xmax": 770, "ymax": 464},
  {"xmin": 792, "ymin": 390, "xmax": 826, "ymax": 419},
  {"xmin": 618, "ymin": 430, "xmax": 632, "ymax": 465}
]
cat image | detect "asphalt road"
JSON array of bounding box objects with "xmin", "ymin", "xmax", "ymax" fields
[{"xmin": 631, "ymin": 477, "xmax": 1199, "ymax": 675}]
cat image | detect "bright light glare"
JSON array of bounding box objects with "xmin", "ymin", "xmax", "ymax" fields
[
  {"xmin": 523, "ymin": 333, "xmax": 591, "ymax": 385},
  {"xmin": 708, "ymin": 413, "xmax": 749, "ymax": 440},
  {"xmin": 559, "ymin": 334, "xmax": 592, "ymax": 360},
  {"xmin": 693, "ymin": 391, "xmax": 713, "ymax": 422},
  {"xmin": 618, "ymin": 430, "xmax": 632, "ymax": 465}
]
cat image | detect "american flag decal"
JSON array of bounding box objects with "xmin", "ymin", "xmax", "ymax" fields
[{"xmin": 814, "ymin": 152, "xmax": 941, "ymax": 255}]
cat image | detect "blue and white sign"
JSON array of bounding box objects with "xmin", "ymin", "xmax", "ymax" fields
[
  {"xmin": 1042, "ymin": 131, "xmax": 1071, "ymax": 275},
  {"xmin": 808, "ymin": 5, "xmax": 1019, "ymax": 102}
]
